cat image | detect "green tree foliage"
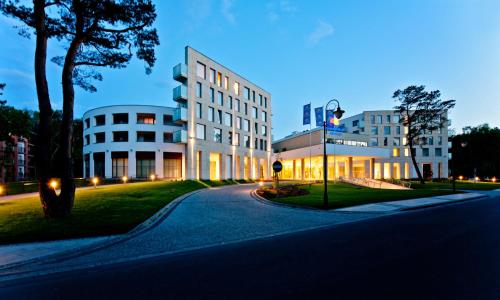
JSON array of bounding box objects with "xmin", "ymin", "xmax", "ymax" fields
[
  {"xmin": 1, "ymin": 0, "xmax": 158, "ymax": 217},
  {"xmin": 451, "ymin": 124, "xmax": 500, "ymax": 179},
  {"xmin": 393, "ymin": 85, "xmax": 456, "ymax": 183}
]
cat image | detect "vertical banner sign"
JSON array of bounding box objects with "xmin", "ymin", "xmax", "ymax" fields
[
  {"xmin": 315, "ymin": 107, "xmax": 324, "ymax": 127},
  {"xmin": 326, "ymin": 109, "xmax": 337, "ymax": 129},
  {"xmin": 303, "ymin": 103, "xmax": 311, "ymax": 125}
]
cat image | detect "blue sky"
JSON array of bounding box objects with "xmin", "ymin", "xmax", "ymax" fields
[{"xmin": 1, "ymin": 0, "xmax": 499, "ymax": 139}]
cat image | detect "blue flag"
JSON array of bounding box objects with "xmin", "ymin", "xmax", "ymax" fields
[
  {"xmin": 303, "ymin": 104, "xmax": 311, "ymax": 125},
  {"xmin": 315, "ymin": 107, "xmax": 323, "ymax": 127}
]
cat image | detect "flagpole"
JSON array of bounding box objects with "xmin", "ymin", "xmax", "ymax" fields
[{"xmin": 309, "ymin": 102, "xmax": 312, "ymax": 186}]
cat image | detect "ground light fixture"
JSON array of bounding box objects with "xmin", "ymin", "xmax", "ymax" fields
[
  {"xmin": 458, "ymin": 175, "xmax": 463, "ymax": 180},
  {"xmin": 0, "ymin": 185, "xmax": 4, "ymax": 196},
  {"xmin": 322, "ymin": 99, "xmax": 344, "ymax": 209},
  {"xmin": 493, "ymin": 177, "xmax": 497, "ymax": 183},
  {"xmin": 122, "ymin": 176, "xmax": 128, "ymax": 183},
  {"xmin": 49, "ymin": 180, "xmax": 58, "ymax": 190},
  {"xmin": 150, "ymin": 174, "xmax": 156, "ymax": 181},
  {"xmin": 259, "ymin": 181, "xmax": 264, "ymax": 187},
  {"xmin": 92, "ymin": 177, "xmax": 99, "ymax": 188}
]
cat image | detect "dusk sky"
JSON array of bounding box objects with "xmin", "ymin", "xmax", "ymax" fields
[{"xmin": 1, "ymin": 0, "xmax": 499, "ymax": 139}]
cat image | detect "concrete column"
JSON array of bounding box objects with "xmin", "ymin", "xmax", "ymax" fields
[
  {"xmin": 181, "ymin": 152, "xmax": 186, "ymax": 180},
  {"xmin": 104, "ymin": 151, "xmax": 112, "ymax": 178},
  {"xmin": 364, "ymin": 160, "xmax": 370, "ymax": 178},
  {"xmin": 89, "ymin": 153, "xmax": 95, "ymax": 178},
  {"xmin": 387, "ymin": 162, "xmax": 393, "ymax": 179},
  {"xmin": 202, "ymin": 151, "xmax": 210, "ymax": 180},
  {"xmin": 128, "ymin": 151, "xmax": 136, "ymax": 179},
  {"xmin": 370, "ymin": 158, "xmax": 375, "ymax": 179},
  {"xmin": 380, "ymin": 161, "xmax": 385, "ymax": 179},
  {"xmin": 301, "ymin": 158, "xmax": 305, "ymax": 180},
  {"xmin": 347, "ymin": 157, "xmax": 353, "ymax": 178},
  {"xmin": 155, "ymin": 150, "xmax": 163, "ymax": 179},
  {"xmin": 220, "ymin": 152, "xmax": 227, "ymax": 180},
  {"xmin": 399, "ymin": 162, "xmax": 405, "ymax": 180}
]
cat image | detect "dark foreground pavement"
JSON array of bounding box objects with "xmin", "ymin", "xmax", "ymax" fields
[{"xmin": 1, "ymin": 195, "xmax": 499, "ymax": 300}]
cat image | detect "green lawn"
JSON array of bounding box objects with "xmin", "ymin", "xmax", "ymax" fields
[
  {"xmin": 265, "ymin": 182, "xmax": 456, "ymax": 209},
  {"xmin": 0, "ymin": 180, "xmax": 205, "ymax": 245}
]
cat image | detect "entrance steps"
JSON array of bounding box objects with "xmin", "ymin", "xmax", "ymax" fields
[{"xmin": 339, "ymin": 177, "xmax": 411, "ymax": 190}]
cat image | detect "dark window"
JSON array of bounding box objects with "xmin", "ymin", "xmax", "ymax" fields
[
  {"xmin": 95, "ymin": 132, "xmax": 105, "ymax": 143},
  {"xmin": 84, "ymin": 134, "xmax": 90, "ymax": 145},
  {"xmin": 163, "ymin": 132, "xmax": 173, "ymax": 143},
  {"xmin": 163, "ymin": 114, "xmax": 174, "ymax": 125},
  {"xmin": 95, "ymin": 115, "xmax": 105, "ymax": 126},
  {"xmin": 137, "ymin": 131, "xmax": 155, "ymax": 142},
  {"xmin": 136, "ymin": 152, "xmax": 155, "ymax": 178},
  {"xmin": 85, "ymin": 118, "xmax": 90, "ymax": 128},
  {"xmin": 113, "ymin": 113, "xmax": 128, "ymax": 124},
  {"xmin": 93, "ymin": 152, "xmax": 105, "ymax": 177},
  {"xmin": 113, "ymin": 131, "xmax": 128, "ymax": 142}
]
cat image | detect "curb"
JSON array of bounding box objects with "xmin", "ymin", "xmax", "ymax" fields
[
  {"xmin": 251, "ymin": 189, "xmax": 489, "ymax": 213},
  {"xmin": 0, "ymin": 188, "xmax": 206, "ymax": 273}
]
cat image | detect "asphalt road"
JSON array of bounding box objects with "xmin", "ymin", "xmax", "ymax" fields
[{"xmin": 1, "ymin": 195, "xmax": 499, "ymax": 300}]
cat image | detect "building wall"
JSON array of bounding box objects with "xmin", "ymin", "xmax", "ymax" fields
[
  {"xmin": 341, "ymin": 110, "xmax": 449, "ymax": 179},
  {"xmin": 82, "ymin": 105, "xmax": 185, "ymax": 179},
  {"xmin": 0, "ymin": 136, "xmax": 30, "ymax": 183},
  {"xmin": 180, "ymin": 46, "xmax": 272, "ymax": 180}
]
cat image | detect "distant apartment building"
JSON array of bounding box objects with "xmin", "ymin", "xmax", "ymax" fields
[
  {"xmin": 82, "ymin": 46, "xmax": 272, "ymax": 180},
  {"xmin": 272, "ymin": 110, "xmax": 449, "ymax": 181},
  {"xmin": 341, "ymin": 110, "xmax": 449, "ymax": 179},
  {"xmin": 0, "ymin": 135, "xmax": 31, "ymax": 182}
]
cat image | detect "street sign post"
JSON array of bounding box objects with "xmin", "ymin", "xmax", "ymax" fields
[{"xmin": 272, "ymin": 161, "xmax": 283, "ymax": 192}]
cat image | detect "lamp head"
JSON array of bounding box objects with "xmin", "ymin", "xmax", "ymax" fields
[{"xmin": 334, "ymin": 106, "xmax": 345, "ymax": 119}]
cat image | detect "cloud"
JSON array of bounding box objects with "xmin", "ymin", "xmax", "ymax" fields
[
  {"xmin": 307, "ymin": 20, "xmax": 334, "ymax": 46},
  {"xmin": 0, "ymin": 68, "xmax": 34, "ymax": 84},
  {"xmin": 266, "ymin": 0, "xmax": 298, "ymax": 22},
  {"xmin": 221, "ymin": 0, "xmax": 236, "ymax": 24}
]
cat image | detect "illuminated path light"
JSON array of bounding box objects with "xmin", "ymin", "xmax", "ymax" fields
[{"xmin": 92, "ymin": 177, "xmax": 99, "ymax": 188}]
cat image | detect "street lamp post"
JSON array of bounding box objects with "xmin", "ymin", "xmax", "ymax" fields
[{"xmin": 322, "ymin": 99, "xmax": 344, "ymax": 209}]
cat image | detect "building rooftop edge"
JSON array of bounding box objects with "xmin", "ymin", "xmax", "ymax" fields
[{"xmin": 185, "ymin": 46, "xmax": 271, "ymax": 95}]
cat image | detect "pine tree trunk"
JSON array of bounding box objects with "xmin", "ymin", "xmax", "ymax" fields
[
  {"xmin": 408, "ymin": 137, "xmax": 424, "ymax": 184},
  {"xmin": 33, "ymin": 0, "xmax": 63, "ymax": 217}
]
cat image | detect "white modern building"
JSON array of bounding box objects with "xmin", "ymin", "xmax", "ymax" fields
[
  {"xmin": 272, "ymin": 110, "xmax": 449, "ymax": 181},
  {"xmin": 341, "ymin": 110, "xmax": 449, "ymax": 179},
  {"xmin": 83, "ymin": 46, "xmax": 272, "ymax": 180}
]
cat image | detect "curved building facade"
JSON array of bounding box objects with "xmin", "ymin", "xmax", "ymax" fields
[{"xmin": 82, "ymin": 105, "xmax": 186, "ymax": 180}]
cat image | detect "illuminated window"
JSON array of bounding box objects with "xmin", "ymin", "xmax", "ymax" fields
[
  {"xmin": 393, "ymin": 148, "xmax": 400, "ymax": 157},
  {"xmin": 224, "ymin": 76, "xmax": 229, "ymax": 90},
  {"xmin": 136, "ymin": 113, "xmax": 155, "ymax": 124},
  {"xmin": 233, "ymin": 82, "xmax": 240, "ymax": 95},
  {"xmin": 217, "ymin": 72, "xmax": 222, "ymax": 87},
  {"xmin": 404, "ymin": 148, "xmax": 409, "ymax": 157},
  {"xmin": 196, "ymin": 62, "xmax": 206, "ymax": 79}
]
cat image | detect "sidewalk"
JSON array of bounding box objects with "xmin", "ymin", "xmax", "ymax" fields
[
  {"xmin": 335, "ymin": 193, "xmax": 487, "ymax": 212},
  {"xmin": 0, "ymin": 236, "xmax": 117, "ymax": 267}
]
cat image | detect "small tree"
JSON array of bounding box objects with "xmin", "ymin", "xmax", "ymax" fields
[
  {"xmin": 393, "ymin": 85, "xmax": 455, "ymax": 184},
  {"xmin": 1, "ymin": 0, "xmax": 159, "ymax": 217}
]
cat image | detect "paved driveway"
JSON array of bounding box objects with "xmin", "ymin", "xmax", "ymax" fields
[{"xmin": 0, "ymin": 184, "xmax": 384, "ymax": 279}]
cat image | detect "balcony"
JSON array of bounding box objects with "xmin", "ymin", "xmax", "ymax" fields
[
  {"xmin": 173, "ymin": 85, "xmax": 188, "ymax": 103},
  {"xmin": 173, "ymin": 63, "xmax": 188, "ymax": 81},
  {"xmin": 173, "ymin": 129, "xmax": 188, "ymax": 144},
  {"xmin": 173, "ymin": 106, "xmax": 188, "ymax": 124}
]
